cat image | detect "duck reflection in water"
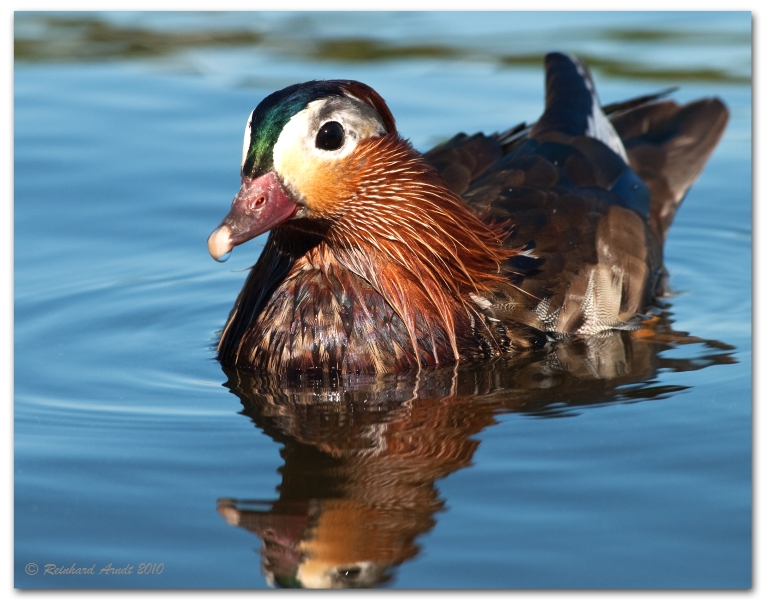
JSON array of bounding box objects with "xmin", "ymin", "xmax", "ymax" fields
[{"xmin": 216, "ymin": 313, "xmax": 734, "ymax": 588}]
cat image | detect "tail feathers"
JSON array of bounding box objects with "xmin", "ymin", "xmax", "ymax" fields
[
  {"xmin": 532, "ymin": 52, "xmax": 629, "ymax": 163},
  {"xmin": 603, "ymin": 88, "xmax": 678, "ymax": 117},
  {"xmin": 610, "ymin": 98, "xmax": 729, "ymax": 240}
]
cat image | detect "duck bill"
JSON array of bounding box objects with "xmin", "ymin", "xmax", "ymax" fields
[{"xmin": 208, "ymin": 171, "xmax": 297, "ymax": 261}]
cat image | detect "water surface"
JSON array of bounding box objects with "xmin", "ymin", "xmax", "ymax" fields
[{"xmin": 14, "ymin": 11, "xmax": 751, "ymax": 589}]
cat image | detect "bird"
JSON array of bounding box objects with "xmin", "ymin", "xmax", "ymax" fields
[{"xmin": 207, "ymin": 52, "xmax": 728, "ymax": 375}]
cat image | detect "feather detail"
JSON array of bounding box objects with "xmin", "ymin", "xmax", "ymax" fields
[
  {"xmin": 218, "ymin": 135, "xmax": 519, "ymax": 373},
  {"xmin": 325, "ymin": 135, "xmax": 518, "ymax": 363}
]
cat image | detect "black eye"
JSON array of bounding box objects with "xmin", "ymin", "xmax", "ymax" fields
[
  {"xmin": 315, "ymin": 121, "xmax": 345, "ymax": 151},
  {"xmin": 338, "ymin": 566, "xmax": 361, "ymax": 581}
]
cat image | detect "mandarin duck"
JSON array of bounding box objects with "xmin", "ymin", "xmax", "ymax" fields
[{"xmin": 208, "ymin": 52, "xmax": 728, "ymax": 375}]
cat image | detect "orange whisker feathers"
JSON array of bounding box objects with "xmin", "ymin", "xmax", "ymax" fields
[{"xmin": 327, "ymin": 135, "xmax": 518, "ymax": 363}]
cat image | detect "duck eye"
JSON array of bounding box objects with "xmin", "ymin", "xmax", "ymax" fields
[
  {"xmin": 337, "ymin": 566, "xmax": 361, "ymax": 581},
  {"xmin": 315, "ymin": 121, "xmax": 345, "ymax": 151}
]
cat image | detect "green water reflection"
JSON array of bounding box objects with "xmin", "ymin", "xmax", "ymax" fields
[{"xmin": 14, "ymin": 12, "xmax": 750, "ymax": 85}]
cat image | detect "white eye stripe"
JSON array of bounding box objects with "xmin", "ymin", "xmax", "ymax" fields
[
  {"xmin": 271, "ymin": 96, "xmax": 387, "ymax": 197},
  {"xmin": 241, "ymin": 109, "xmax": 255, "ymax": 169}
]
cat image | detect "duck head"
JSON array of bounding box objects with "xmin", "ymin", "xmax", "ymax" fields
[{"xmin": 208, "ymin": 80, "xmax": 397, "ymax": 261}]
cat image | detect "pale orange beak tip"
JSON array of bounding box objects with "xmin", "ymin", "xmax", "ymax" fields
[{"xmin": 208, "ymin": 225, "xmax": 233, "ymax": 262}]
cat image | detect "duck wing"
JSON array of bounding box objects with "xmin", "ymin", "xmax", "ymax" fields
[
  {"xmin": 610, "ymin": 96, "xmax": 729, "ymax": 241},
  {"xmin": 427, "ymin": 52, "xmax": 727, "ymax": 338},
  {"xmin": 423, "ymin": 132, "xmax": 504, "ymax": 196}
]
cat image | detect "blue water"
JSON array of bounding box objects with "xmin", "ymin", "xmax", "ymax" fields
[{"xmin": 14, "ymin": 11, "xmax": 751, "ymax": 589}]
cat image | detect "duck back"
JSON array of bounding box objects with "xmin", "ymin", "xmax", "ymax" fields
[{"xmin": 425, "ymin": 52, "xmax": 728, "ymax": 337}]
